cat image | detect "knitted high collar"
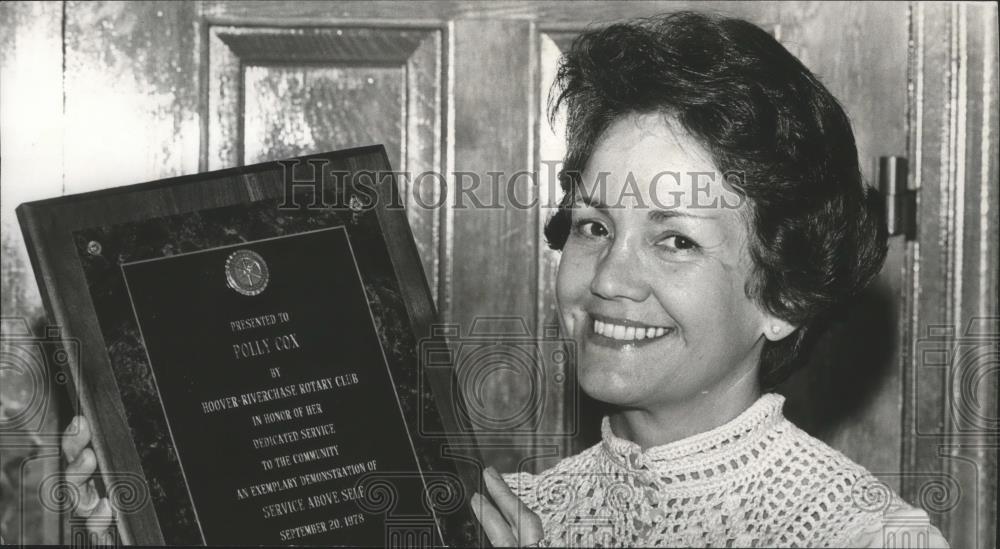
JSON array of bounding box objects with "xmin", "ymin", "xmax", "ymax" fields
[
  {"xmin": 599, "ymin": 393, "xmax": 787, "ymax": 482},
  {"xmin": 506, "ymin": 393, "xmax": 933, "ymax": 547}
]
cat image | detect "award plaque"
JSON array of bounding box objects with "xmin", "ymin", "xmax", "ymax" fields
[{"xmin": 17, "ymin": 146, "xmax": 483, "ymax": 546}]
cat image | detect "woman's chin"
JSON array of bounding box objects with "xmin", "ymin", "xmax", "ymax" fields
[
  {"xmin": 577, "ymin": 362, "xmax": 649, "ymax": 407},
  {"xmin": 577, "ymin": 355, "xmax": 698, "ymax": 408}
]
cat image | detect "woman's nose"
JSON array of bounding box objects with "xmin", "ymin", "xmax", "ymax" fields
[{"xmin": 589, "ymin": 241, "xmax": 649, "ymax": 302}]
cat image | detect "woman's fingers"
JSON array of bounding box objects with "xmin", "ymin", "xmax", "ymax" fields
[
  {"xmin": 61, "ymin": 416, "xmax": 91, "ymax": 463},
  {"xmin": 65, "ymin": 449, "xmax": 100, "ymax": 516},
  {"xmin": 471, "ymin": 492, "xmax": 518, "ymax": 547},
  {"xmin": 60, "ymin": 414, "xmax": 115, "ymax": 538},
  {"xmin": 482, "ymin": 467, "xmax": 543, "ymax": 546},
  {"xmin": 86, "ymin": 497, "xmax": 115, "ymax": 541},
  {"xmin": 65, "ymin": 447, "xmax": 96, "ymax": 480}
]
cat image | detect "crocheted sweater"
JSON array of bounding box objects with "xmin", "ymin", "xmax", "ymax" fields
[{"xmin": 503, "ymin": 394, "xmax": 948, "ymax": 548}]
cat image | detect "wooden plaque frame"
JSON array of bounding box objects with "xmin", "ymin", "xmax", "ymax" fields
[{"xmin": 17, "ymin": 146, "xmax": 483, "ymax": 546}]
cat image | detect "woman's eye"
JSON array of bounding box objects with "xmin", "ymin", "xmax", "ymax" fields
[
  {"xmin": 660, "ymin": 234, "xmax": 699, "ymax": 252},
  {"xmin": 574, "ymin": 220, "xmax": 610, "ymax": 239}
]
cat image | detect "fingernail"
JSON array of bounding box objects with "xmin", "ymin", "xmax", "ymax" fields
[
  {"xmin": 469, "ymin": 493, "xmax": 481, "ymax": 519},
  {"xmin": 69, "ymin": 416, "xmax": 79, "ymax": 430},
  {"xmin": 486, "ymin": 466, "xmax": 501, "ymax": 480},
  {"xmin": 79, "ymin": 481, "xmax": 100, "ymax": 513}
]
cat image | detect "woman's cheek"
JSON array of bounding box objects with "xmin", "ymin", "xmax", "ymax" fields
[
  {"xmin": 563, "ymin": 316, "xmax": 578, "ymax": 339},
  {"xmin": 556, "ymin": 246, "xmax": 591, "ymax": 337},
  {"xmin": 556, "ymin": 243, "xmax": 586, "ymax": 298},
  {"xmin": 557, "ymin": 271, "xmax": 582, "ymax": 335}
]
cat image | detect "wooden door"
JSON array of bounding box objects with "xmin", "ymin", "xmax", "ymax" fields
[
  {"xmin": 198, "ymin": 1, "xmax": 920, "ymax": 479},
  {"xmin": 1, "ymin": 2, "xmax": 995, "ymax": 546}
]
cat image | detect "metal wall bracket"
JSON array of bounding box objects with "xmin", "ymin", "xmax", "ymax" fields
[{"xmin": 876, "ymin": 156, "xmax": 915, "ymax": 240}]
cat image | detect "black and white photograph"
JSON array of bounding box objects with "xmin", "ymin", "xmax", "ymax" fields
[{"xmin": 1, "ymin": 1, "xmax": 997, "ymax": 547}]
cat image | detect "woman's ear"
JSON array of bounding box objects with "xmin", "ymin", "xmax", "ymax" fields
[{"xmin": 762, "ymin": 316, "xmax": 797, "ymax": 342}]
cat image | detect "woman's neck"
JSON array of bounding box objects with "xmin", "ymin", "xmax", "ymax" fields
[{"xmin": 608, "ymin": 375, "xmax": 763, "ymax": 451}]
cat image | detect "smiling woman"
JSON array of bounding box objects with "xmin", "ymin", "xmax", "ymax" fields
[
  {"xmin": 467, "ymin": 11, "xmax": 950, "ymax": 548},
  {"xmin": 557, "ymin": 114, "xmax": 779, "ymax": 432}
]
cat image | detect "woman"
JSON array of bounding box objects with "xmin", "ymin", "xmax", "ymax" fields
[
  {"xmin": 469, "ymin": 12, "xmax": 948, "ymax": 548},
  {"xmin": 64, "ymin": 11, "xmax": 946, "ymax": 548}
]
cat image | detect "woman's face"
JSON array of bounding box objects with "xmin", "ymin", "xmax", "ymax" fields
[{"xmin": 556, "ymin": 113, "xmax": 791, "ymax": 411}]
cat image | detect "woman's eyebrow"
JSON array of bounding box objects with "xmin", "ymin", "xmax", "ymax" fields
[
  {"xmin": 571, "ymin": 196, "xmax": 720, "ymax": 221},
  {"xmin": 648, "ymin": 209, "xmax": 718, "ymax": 222}
]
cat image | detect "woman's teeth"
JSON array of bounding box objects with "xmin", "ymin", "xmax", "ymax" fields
[{"xmin": 593, "ymin": 319, "xmax": 671, "ymax": 341}]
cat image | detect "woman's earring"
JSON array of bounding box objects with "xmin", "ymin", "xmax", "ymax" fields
[{"xmin": 771, "ymin": 325, "xmax": 782, "ymax": 335}]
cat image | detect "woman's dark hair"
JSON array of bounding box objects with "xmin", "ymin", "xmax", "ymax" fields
[{"xmin": 544, "ymin": 11, "xmax": 888, "ymax": 388}]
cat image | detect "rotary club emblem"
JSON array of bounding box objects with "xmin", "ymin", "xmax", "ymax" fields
[{"xmin": 225, "ymin": 249, "xmax": 269, "ymax": 296}]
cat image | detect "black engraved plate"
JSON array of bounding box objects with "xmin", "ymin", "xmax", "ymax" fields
[{"xmin": 119, "ymin": 227, "xmax": 431, "ymax": 544}]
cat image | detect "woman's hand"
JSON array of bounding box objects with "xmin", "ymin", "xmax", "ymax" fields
[
  {"xmin": 61, "ymin": 416, "xmax": 115, "ymax": 542},
  {"xmin": 470, "ymin": 467, "xmax": 543, "ymax": 547}
]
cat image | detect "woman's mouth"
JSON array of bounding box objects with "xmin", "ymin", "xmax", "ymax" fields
[{"xmin": 588, "ymin": 315, "xmax": 675, "ymax": 347}]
